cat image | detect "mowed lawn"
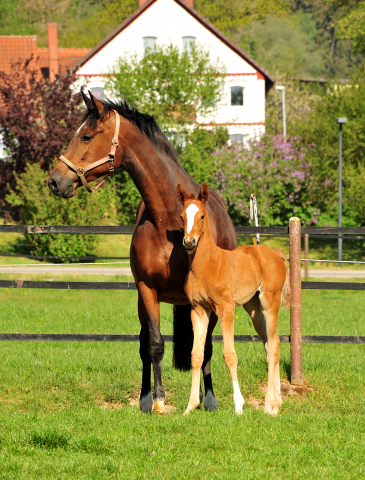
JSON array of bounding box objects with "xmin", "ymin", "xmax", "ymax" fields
[{"xmin": 0, "ymin": 282, "xmax": 364, "ymax": 479}]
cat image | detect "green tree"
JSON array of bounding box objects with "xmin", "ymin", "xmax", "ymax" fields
[
  {"xmin": 195, "ymin": 0, "xmax": 291, "ymax": 34},
  {"xmin": 106, "ymin": 44, "xmax": 225, "ymax": 130},
  {"xmin": 337, "ymin": 1, "xmax": 365, "ymax": 56},
  {"xmin": 289, "ymin": 71, "xmax": 365, "ymax": 226}
]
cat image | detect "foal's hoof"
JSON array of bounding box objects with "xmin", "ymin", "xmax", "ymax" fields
[
  {"xmin": 183, "ymin": 405, "xmax": 194, "ymax": 416},
  {"xmin": 204, "ymin": 390, "xmax": 218, "ymax": 411},
  {"xmin": 139, "ymin": 393, "xmax": 153, "ymax": 413},
  {"xmin": 234, "ymin": 395, "xmax": 245, "ymax": 415},
  {"xmin": 264, "ymin": 398, "xmax": 282, "ymax": 416},
  {"xmin": 153, "ymin": 399, "xmax": 166, "ymax": 414}
]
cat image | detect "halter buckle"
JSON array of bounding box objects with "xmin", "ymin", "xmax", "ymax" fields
[
  {"xmin": 112, "ymin": 138, "xmax": 119, "ymax": 147},
  {"xmin": 76, "ymin": 167, "xmax": 85, "ymax": 177}
]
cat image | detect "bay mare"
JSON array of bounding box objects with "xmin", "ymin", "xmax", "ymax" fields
[
  {"xmin": 48, "ymin": 91, "xmax": 237, "ymax": 413},
  {"xmin": 177, "ymin": 183, "xmax": 290, "ymax": 415}
]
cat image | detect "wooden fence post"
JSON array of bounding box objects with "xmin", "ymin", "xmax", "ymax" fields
[{"xmin": 289, "ymin": 217, "xmax": 303, "ymax": 385}]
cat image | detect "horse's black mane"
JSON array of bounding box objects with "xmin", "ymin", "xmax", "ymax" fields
[{"xmin": 83, "ymin": 98, "xmax": 180, "ymax": 163}]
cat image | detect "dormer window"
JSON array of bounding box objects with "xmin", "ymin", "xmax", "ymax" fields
[
  {"xmin": 183, "ymin": 36, "xmax": 196, "ymax": 56},
  {"xmin": 144, "ymin": 37, "xmax": 157, "ymax": 56},
  {"xmin": 231, "ymin": 86, "xmax": 244, "ymax": 106}
]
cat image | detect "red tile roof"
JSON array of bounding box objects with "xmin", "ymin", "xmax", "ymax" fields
[
  {"xmin": 0, "ymin": 36, "xmax": 38, "ymax": 74},
  {"xmin": 0, "ymin": 36, "xmax": 90, "ymax": 78}
]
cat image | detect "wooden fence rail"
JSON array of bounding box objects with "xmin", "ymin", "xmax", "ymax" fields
[{"xmin": 1, "ymin": 222, "xmax": 365, "ymax": 386}]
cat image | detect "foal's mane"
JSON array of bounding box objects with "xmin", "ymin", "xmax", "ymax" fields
[{"xmin": 83, "ymin": 98, "xmax": 180, "ymax": 164}]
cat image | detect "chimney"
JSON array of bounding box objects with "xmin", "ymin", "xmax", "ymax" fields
[
  {"xmin": 48, "ymin": 24, "xmax": 59, "ymax": 82},
  {"xmin": 184, "ymin": 0, "xmax": 194, "ymax": 6},
  {"xmin": 139, "ymin": 0, "xmax": 148, "ymax": 6}
]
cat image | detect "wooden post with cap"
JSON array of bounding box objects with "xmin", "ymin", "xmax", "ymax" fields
[{"xmin": 289, "ymin": 216, "xmax": 303, "ymax": 385}]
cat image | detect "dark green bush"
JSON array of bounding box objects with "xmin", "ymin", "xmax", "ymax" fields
[{"xmin": 7, "ymin": 163, "xmax": 122, "ymax": 261}]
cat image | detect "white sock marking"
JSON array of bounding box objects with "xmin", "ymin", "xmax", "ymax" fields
[
  {"xmin": 186, "ymin": 204, "xmax": 199, "ymax": 234},
  {"xmin": 233, "ymin": 381, "xmax": 244, "ymax": 415}
]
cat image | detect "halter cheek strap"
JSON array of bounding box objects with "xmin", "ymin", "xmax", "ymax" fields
[{"xmin": 59, "ymin": 110, "xmax": 120, "ymax": 193}]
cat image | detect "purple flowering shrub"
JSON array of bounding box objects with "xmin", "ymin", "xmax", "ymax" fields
[{"xmin": 210, "ymin": 135, "xmax": 320, "ymax": 226}]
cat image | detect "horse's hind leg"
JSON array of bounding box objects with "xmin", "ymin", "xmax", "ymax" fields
[
  {"xmin": 244, "ymin": 292, "xmax": 282, "ymax": 415},
  {"xmin": 138, "ymin": 286, "xmax": 165, "ymax": 413},
  {"xmin": 202, "ymin": 312, "xmax": 218, "ymax": 411},
  {"xmin": 218, "ymin": 303, "xmax": 244, "ymax": 415}
]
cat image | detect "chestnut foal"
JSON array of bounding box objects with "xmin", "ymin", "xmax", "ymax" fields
[{"xmin": 177, "ymin": 183, "xmax": 291, "ymax": 415}]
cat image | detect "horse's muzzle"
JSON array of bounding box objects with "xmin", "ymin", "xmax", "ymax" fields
[
  {"xmin": 183, "ymin": 236, "xmax": 197, "ymax": 253},
  {"xmin": 48, "ymin": 171, "xmax": 75, "ymax": 198}
]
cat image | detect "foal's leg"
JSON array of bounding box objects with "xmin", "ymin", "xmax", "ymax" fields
[
  {"xmin": 244, "ymin": 292, "xmax": 282, "ymax": 415},
  {"xmin": 201, "ymin": 313, "xmax": 218, "ymax": 411},
  {"xmin": 138, "ymin": 284, "xmax": 165, "ymax": 413},
  {"xmin": 184, "ymin": 306, "xmax": 210, "ymax": 415},
  {"xmin": 218, "ymin": 303, "xmax": 244, "ymax": 415}
]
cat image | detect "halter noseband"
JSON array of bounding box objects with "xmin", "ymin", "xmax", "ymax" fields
[{"xmin": 59, "ymin": 110, "xmax": 120, "ymax": 193}]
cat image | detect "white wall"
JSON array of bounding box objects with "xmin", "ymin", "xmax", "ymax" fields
[{"xmin": 76, "ymin": 0, "xmax": 265, "ymax": 142}]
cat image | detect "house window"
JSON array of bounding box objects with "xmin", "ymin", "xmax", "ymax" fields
[
  {"xmin": 89, "ymin": 87, "xmax": 104, "ymax": 100},
  {"xmin": 231, "ymin": 86, "xmax": 244, "ymax": 106},
  {"xmin": 144, "ymin": 37, "xmax": 157, "ymax": 56},
  {"xmin": 230, "ymin": 134, "xmax": 244, "ymax": 144},
  {"xmin": 183, "ymin": 36, "xmax": 196, "ymax": 56}
]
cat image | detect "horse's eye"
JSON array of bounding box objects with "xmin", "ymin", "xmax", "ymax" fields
[
  {"xmin": 180, "ymin": 215, "xmax": 184, "ymax": 222},
  {"xmin": 201, "ymin": 215, "xmax": 205, "ymax": 219},
  {"xmin": 81, "ymin": 134, "xmax": 92, "ymax": 142}
]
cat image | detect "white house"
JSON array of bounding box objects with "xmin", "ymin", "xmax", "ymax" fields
[{"xmin": 73, "ymin": 0, "xmax": 275, "ymax": 142}]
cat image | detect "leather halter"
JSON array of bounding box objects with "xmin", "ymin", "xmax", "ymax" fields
[{"xmin": 59, "ymin": 110, "xmax": 120, "ymax": 193}]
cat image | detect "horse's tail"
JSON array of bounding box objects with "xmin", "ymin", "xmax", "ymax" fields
[
  {"xmin": 275, "ymin": 250, "xmax": 291, "ymax": 309},
  {"xmin": 173, "ymin": 304, "xmax": 193, "ymax": 371}
]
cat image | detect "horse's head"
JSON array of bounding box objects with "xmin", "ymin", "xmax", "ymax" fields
[
  {"xmin": 48, "ymin": 90, "xmax": 121, "ymax": 197},
  {"xmin": 177, "ymin": 183, "xmax": 209, "ymax": 254}
]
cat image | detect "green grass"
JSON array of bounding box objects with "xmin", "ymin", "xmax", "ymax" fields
[
  {"xmin": 0, "ymin": 232, "xmax": 364, "ymax": 477},
  {"xmin": 0, "ymin": 287, "xmax": 364, "ymax": 478}
]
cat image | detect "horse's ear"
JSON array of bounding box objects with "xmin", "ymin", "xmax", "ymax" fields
[
  {"xmin": 81, "ymin": 87, "xmax": 93, "ymax": 110},
  {"xmin": 88, "ymin": 90, "xmax": 104, "ymax": 119},
  {"xmin": 198, "ymin": 183, "xmax": 209, "ymax": 205},
  {"xmin": 177, "ymin": 184, "xmax": 188, "ymax": 205}
]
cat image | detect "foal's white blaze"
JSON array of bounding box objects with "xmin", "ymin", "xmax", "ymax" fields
[
  {"xmin": 233, "ymin": 380, "xmax": 245, "ymax": 415},
  {"xmin": 186, "ymin": 204, "xmax": 199, "ymax": 234}
]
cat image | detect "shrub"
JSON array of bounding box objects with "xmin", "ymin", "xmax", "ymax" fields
[
  {"xmin": 6, "ymin": 163, "xmax": 122, "ymax": 261},
  {"xmin": 210, "ymin": 135, "xmax": 318, "ymax": 226},
  {"xmin": 0, "ymin": 58, "xmax": 80, "ymax": 212}
]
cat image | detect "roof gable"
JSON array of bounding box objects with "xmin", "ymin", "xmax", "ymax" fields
[{"xmin": 73, "ymin": 0, "xmax": 274, "ymax": 89}]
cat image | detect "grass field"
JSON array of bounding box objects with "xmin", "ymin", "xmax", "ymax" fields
[
  {"xmin": 0, "ymin": 231, "xmax": 364, "ymax": 478},
  {"xmin": 0, "ymin": 283, "xmax": 364, "ymax": 479}
]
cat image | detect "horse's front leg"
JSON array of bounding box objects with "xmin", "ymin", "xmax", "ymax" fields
[
  {"xmin": 201, "ymin": 312, "xmax": 218, "ymax": 411},
  {"xmin": 184, "ymin": 305, "xmax": 210, "ymax": 415},
  {"xmin": 219, "ymin": 302, "xmax": 244, "ymax": 415},
  {"xmin": 138, "ymin": 284, "xmax": 165, "ymax": 413}
]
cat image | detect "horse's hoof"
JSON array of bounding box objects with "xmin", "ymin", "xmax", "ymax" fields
[
  {"xmin": 139, "ymin": 393, "xmax": 153, "ymax": 413},
  {"xmin": 183, "ymin": 406, "xmax": 193, "ymax": 416},
  {"xmin": 234, "ymin": 396, "xmax": 245, "ymax": 415},
  {"xmin": 152, "ymin": 399, "xmax": 166, "ymax": 414},
  {"xmin": 264, "ymin": 402, "xmax": 281, "ymax": 416},
  {"xmin": 204, "ymin": 390, "xmax": 218, "ymax": 411}
]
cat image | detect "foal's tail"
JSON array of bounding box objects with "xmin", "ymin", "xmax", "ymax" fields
[
  {"xmin": 172, "ymin": 304, "xmax": 193, "ymax": 371},
  {"xmin": 275, "ymin": 250, "xmax": 291, "ymax": 309}
]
